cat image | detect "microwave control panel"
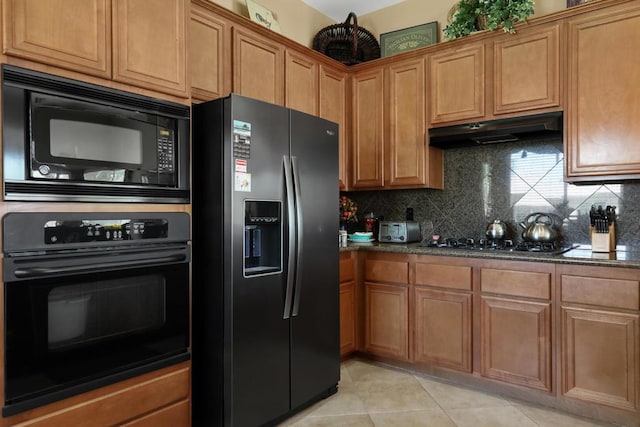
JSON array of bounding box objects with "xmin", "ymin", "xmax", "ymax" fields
[{"xmin": 157, "ymin": 129, "xmax": 175, "ymax": 173}]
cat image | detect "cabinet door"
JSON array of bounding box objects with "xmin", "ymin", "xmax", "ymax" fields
[
  {"xmin": 113, "ymin": 0, "xmax": 188, "ymax": 97},
  {"xmin": 320, "ymin": 66, "xmax": 348, "ymax": 189},
  {"xmin": 562, "ymin": 307, "xmax": 638, "ymax": 411},
  {"xmin": 189, "ymin": 2, "xmax": 231, "ymax": 102},
  {"xmin": 493, "ymin": 23, "xmax": 561, "ymax": 115},
  {"xmin": 566, "ymin": 3, "xmax": 640, "ymax": 181},
  {"xmin": 386, "ymin": 58, "xmax": 428, "ymax": 188},
  {"xmin": 2, "ymin": 0, "xmax": 111, "ymax": 78},
  {"xmin": 351, "ymin": 68, "xmax": 384, "ymax": 189},
  {"xmin": 414, "ymin": 287, "xmax": 471, "ymax": 372},
  {"xmin": 285, "ymin": 50, "xmax": 318, "ymax": 115},
  {"xmin": 429, "ymin": 43, "xmax": 485, "ymax": 125},
  {"xmin": 480, "ymin": 296, "xmax": 552, "ymax": 391},
  {"xmin": 340, "ymin": 281, "xmax": 356, "ymax": 356},
  {"xmin": 364, "ymin": 282, "xmax": 409, "ymax": 360},
  {"xmin": 232, "ymin": 27, "xmax": 284, "ymax": 105}
]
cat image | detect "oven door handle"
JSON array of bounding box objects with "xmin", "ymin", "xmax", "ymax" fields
[{"xmin": 13, "ymin": 254, "xmax": 187, "ymax": 278}]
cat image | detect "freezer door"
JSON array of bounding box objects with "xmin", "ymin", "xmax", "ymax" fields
[
  {"xmin": 289, "ymin": 110, "xmax": 340, "ymax": 409},
  {"xmin": 228, "ymin": 95, "xmax": 291, "ymax": 426}
]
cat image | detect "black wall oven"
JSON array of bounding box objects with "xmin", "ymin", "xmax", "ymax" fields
[
  {"xmin": 1, "ymin": 64, "xmax": 190, "ymax": 203},
  {"xmin": 2, "ymin": 212, "xmax": 190, "ymax": 417}
]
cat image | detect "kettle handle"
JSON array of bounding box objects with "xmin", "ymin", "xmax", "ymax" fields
[
  {"xmin": 521, "ymin": 212, "xmax": 540, "ymax": 228},
  {"xmin": 534, "ymin": 213, "xmax": 554, "ymax": 226}
]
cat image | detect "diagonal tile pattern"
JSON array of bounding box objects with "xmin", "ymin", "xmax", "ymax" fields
[{"xmin": 279, "ymin": 359, "xmax": 616, "ymax": 427}]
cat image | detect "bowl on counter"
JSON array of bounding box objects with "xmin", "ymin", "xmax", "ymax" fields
[{"xmin": 348, "ymin": 232, "xmax": 374, "ymax": 243}]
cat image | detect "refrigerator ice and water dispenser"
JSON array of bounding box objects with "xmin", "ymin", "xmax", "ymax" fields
[{"xmin": 244, "ymin": 200, "xmax": 282, "ymax": 276}]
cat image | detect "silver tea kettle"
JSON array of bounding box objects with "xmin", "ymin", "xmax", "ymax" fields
[
  {"xmin": 519, "ymin": 213, "xmax": 557, "ymax": 242},
  {"xmin": 486, "ymin": 219, "xmax": 507, "ymax": 240}
]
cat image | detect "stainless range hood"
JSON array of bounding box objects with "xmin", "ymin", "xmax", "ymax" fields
[{"xmin": 429, "ymin": 112, "xmax": 562, "ymax": 148}]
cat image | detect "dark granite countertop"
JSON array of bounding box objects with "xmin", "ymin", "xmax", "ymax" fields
[{"xmin": 340, "ymin": 242, "xmax": 640, "ymax": 268}]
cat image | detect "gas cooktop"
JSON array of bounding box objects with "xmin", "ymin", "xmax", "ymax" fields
[{"xmin": 420, "ymin": 237, "xmax": 579, "ymax": 255}]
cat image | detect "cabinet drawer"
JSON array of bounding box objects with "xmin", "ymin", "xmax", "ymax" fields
[
  {"xmin": 122, "ymin": 400, "xmax": 190, "ymax": 427},
  {"xmin": 481, "ymin": 268, "xmax": 551, "ymax": 299},
  {"xmin": 365, "ymin": 259, "xmax": 409, "ymax": 284},
  {"xmin": 561, "ymin": 275, "xmax": 640, "ymax": 310},
  {"xmin": 415, "ymin": 263, "xmax": 472, "ymax": 290},
  {"xmin": 10, "ymin": 364, "xmax": 190, "ymax": 426},
  {"xmin": 340, "ymin": 252, "xmax": 355, "ymax": 283}
]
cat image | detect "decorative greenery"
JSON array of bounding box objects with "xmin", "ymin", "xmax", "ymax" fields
[
  {"xmin": 443, "ymin": 0, "xmax": 535, "ymax": 40},
  {"xmin": 339, "ymin": 195, "xmax": 358, "ymax": 223}
]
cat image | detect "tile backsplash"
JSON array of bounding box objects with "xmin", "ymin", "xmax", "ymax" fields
[{"xmin": 344, "ymin": 136, "xmax": 640, "ymax": 250}]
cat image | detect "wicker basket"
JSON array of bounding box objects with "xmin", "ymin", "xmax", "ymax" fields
[{"xmin": 312, "ymin": 12, "xmax": 380, "ymax": 65}]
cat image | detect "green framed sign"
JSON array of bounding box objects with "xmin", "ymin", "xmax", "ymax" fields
[{"xmin": 380, "ymin": 22, "xmax": 439, "ymax": 57}]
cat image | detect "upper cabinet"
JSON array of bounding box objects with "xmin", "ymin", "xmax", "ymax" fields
[
  {"xmin": 429, "ymin": 42, "xmax": 485, "ymax": 125},
  {"xmin": 112, "ymin": 0, "xmax": 188, "ymax": 97},
  {"xmin": 2, "ymin": 0, "xmax": 188, "ymax": 98},
  {"xmin": 492, "ymin": 22, "xmax": 561, "ymax": 115},
  {"xmin": 565, "ymin": 1, "xmax": 640, "ymax": 182},
  {"xmin": 351, "ymin": 67, "xmax": 385, "ymax": 189},
  {"xmin": 285, "ymin": 50, "xmax": 318, "ymax": 115},
  {"xmin": 232, "ymin": 27, "xmax": 284, "ymax": 105},
  {"xmin": 319, "ymin": 66, "xmax": 349, "ymax": 189},
  {"xmin": 2, "ymin": 0, "xmax": 111, "ymax": 78},
  {"xmin": 428, "ymin": 22, "xmax": 562, "ymax": 127},
  {"xmin": 351, "ymin": 58, "xmax": 443, "ymax": 190},
  {"xmin": 189, "ymin": 1, "xmax": 231, "ymax": 102},
  {"xmin": 386, "ymin": 57, "xmax": 443, "ymax": 189}
]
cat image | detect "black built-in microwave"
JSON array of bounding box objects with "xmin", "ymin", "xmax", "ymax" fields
[{"xmin": 1, "ymin": 64, "xmax": 190, "ymax": 203}]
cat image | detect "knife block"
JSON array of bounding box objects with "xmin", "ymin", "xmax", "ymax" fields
[{"xmin": 591, "ymin": 223, "xmax": 615, "ymax": 253}]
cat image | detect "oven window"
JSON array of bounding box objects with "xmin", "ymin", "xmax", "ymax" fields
[
  {"xmin": 4, "ymin": 263, "xmax": 189, "ymax": 413},
  {"xmin": 49, "ymin": 119, "xmax": 143, "ymax": 164},
  {"xmin": 47, "ymin": 275, "xmax": 166, "ymax": 350}
]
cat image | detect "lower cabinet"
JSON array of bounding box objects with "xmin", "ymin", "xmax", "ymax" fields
[
  {"xmin": 4, "ymin": 362, "xmax": 191, "ymax": 426},
  {"xmin": 364, "ymin": 281, "xmax": 409, "ymax": 360},
  {"xmin": 339, "ymin": 252, "xmax": 357, "ymax": 357},
  {"xmin": 413, "ymin": 259, "xmax": 473, "ymax": 372},
  {"xmin": 353, "ymin": 251, "xmax": 638, "ymax": 426},
  {"xmin": 363, "ymin": 254, "xmax": 410, "ymax": 361},
  {"xmin": 479, "ymin": 264, "xmax": 553, "ymax": 392},
  {"xmin": 559, "ymin": 265, "xmax": 640, "ymax": 412}
]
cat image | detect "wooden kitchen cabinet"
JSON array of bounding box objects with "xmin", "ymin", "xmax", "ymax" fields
[
  {"xmin": 2, "ymin": 0, "xmax": 111, "ymax": 78},
  {"xmin": 2, "ymin": 0, "xmax": 189, "ymax": 98},
  {"xmin": 386, "ymin": 57, "xmax": 443, "ymax": 189},
  {"xmin": 320, "ymin": 66, "xmax": 349, "ymax": 189},
  {"xmin": 351, "ymin": 59, "xmax": 443, "ymax": 190},
  {"xmin": 559, "ymin": 265, "xmax": 639, "ymax": 412},
  {"xmin": 339, "ymin": 252, "xmax": 357, "ymax": 357},
  {"xmin": 492, "ymin": 22, "xmax": 561, "ymax": 115},
  {"xmin": 2, "ymin": 362, "xmax": 191, "ymax": 426},
  {"xmin": 351, "ymin": 67, "xmax": 385, "ymax": 189},
  {"xmin": 565, "ymin": 1, "xmax": 640, "ymax": 181},
  {"xmin": 285, "ymin": 50, "xmax": 318, "ymax": 116},
  {"xmin": 232, "ymin": 27, "xmax": 284, "ymax": 105},
  {"xmin": 413, "ymin": 259, "xmax": 472, "ymax": 372},
  {"xmin": 363, "ymin": 254, "xmax": 410, "ymax": 360},
  {"xmin": 189, "ymin": 0, "xmax": 231, "ymax": 102},
  {"xmin": 428, "ymin": 43, "xmax": 485, "ymax": 125},
  {"xmin": 112, "ymin": 0, "xmax": 188, "ymax": 97},
  {"xmin": 479, "ymin": 263, "xmax": 553, "ymax": 392}
]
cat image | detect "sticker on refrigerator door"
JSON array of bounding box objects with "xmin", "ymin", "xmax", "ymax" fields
[
  {"xmin": 235, "ymin": 172, "xmax": 251, "ymax": 192},
  {"xmin": 233, "ymin": 120, "xmax": 252, "ymax": 159},
  {"xmin": 235, "ymin": 159, "xmax": 247, "ymax": 173}
]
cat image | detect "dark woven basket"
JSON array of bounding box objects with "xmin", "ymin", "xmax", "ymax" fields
[{"xmin": 312, "ymin": 12, "xmax": 380, "ymax": 66}]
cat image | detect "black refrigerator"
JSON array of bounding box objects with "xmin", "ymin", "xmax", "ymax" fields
[{"xmin": 192, "ymin": 94, "xmax": 340, "ymax": 427}]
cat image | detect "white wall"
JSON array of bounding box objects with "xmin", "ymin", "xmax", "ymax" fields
[{"xmin": 210, "ymin": 0, "xmax": 568, "ymax": 47}]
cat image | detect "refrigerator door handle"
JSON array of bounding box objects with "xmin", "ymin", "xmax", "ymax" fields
[
  {"xmin": 291, "ymin": 156, "xmax": 304, "ymax": 317},
  {"xmin": 283, "ymin": 155, "xmax": 296, "ymax": 319}
]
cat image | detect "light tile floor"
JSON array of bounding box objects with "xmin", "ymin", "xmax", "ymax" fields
[{"xmin": 279, "ymin": 358, "xmax": 619, "ymax": 427}]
